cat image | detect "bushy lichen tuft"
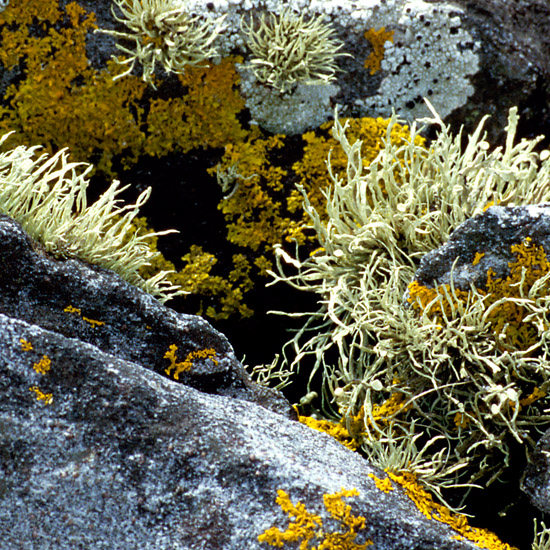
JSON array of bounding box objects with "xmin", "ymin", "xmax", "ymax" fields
[
  {"xmin": 97, "ymin": 0, "xmax": 227, "ymax": 86},
  {"xmin": 269, "ymin": 103, "xmax": 550, "ymax": 488},
  {"xmin": 241, "ymin": 7, "xmax": 345, "ymax": 94}
]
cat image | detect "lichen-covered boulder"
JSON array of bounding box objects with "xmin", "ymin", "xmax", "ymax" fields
[{"xmin": 0, "ymin": 217, "xmax": 509, "ymax": 548}]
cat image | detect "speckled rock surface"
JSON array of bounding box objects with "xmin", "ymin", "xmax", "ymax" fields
[
  {"xmin": 0, "ymin": 214, "xmax": 289, "ymax": 415},
  {"xmin": 407, "ymin": 204, "xmax": 550, "ymax": 293},
  {"xmin": 522, "ymin": 428, "xmax": 550, "ymax": 514},
  {"xmin": 0, "ymin": 219, "xmax": 497, "ymax": 548}
]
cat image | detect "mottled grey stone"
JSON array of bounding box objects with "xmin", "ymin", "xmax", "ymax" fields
[
  {"xmin": 521, "ymin": 429, "xmax": 550, "ymax": 514},
  {"xmin": 0, "ymin": 216, "xmax": 499, "ymax": 548}
]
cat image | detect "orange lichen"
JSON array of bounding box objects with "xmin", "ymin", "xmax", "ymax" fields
[
  {"xmin": 64, "ymin": 305, "xmax": 105, "ymax": 328},
  {"xmin": 388, "ymin": 471, "xmax": 517, "ymax": 549},
  {"xmin": 20, "ymin": 338, "xmax": 33, "ymax": 352},
  {"xmin": 363, "ymin": 27, "xmax": 394, "ymax": 75},
  {"xmin": 29, "ymin": 385, "xmax": 53, "ymax": 405},
  {"xmin": 408, "ymin": 238, "xmax": 550, "ymax": 350},
  {"xmin": 144, "ymin": 57, "xmax": 248, "ymax": 157},
  {"xmin": 297, "ymin": 414, "xmax": 359, "ymax": 450},
  {"xmin": 164, "ymin": 344, "xmax": 218, "ymax": 380},
  {"xmin": 368, "ymin": 473, "xmax": 394, "ymax": 493},
  {"xmin": 259, "ymin": 488, "xmax": 373, "ymax": 549},
  {"xmin": 33, "ymin": 355, "xmax": 52, "ymax": 375}
]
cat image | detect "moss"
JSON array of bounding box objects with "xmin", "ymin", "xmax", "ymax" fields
[
  {"xmin": 363, "ymin": 27, "xmax": 394, "ymax": 75},
  {"xmin": 259, "ymin": 488, "xmax": 372, "ymax": 549}
]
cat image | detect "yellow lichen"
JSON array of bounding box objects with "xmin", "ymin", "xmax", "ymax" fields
[
  {"xmin": 29, "ymin": 385, "xmax": 53, "ymax": 405},
  {"xmin": 64, "ymin": 305, "xmax": 105, "ymax": 328},
  {"xmin": 164, "ymin": 344, "xmax": 218, "ymax": 380},
  {"xmin": 368, "ymin": 473, "xmax": 394, "ymax": 493},
  {"xmin": 144, "ymin": 57, "xmax": 248, "ymax": 157},
  {"xmin": 297, "ymin": 414, "xmax": 359, "ymax": 451},
  {"xmin": 408, "ymin": 238, "xmax": 550, "ymax": 350},
  {"xmin": 258, "ymin": 488, "xmax": 373, "ymax": 549},
  {"xmin": 20, "ymin": 338, "xmax": 33, "ymax": 352},
  {"xmin": 363, "ymin": 27, "xmax": 394, "ymax": 75},
  {"xmin": 33, "ymin": 355, "xmax": 51, "ymax": 375},
  {"xmin": 388, "ymin": 471, "xmax": 517, "ymax": 549}
]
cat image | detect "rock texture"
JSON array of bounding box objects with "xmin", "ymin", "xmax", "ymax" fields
[
  {"xmin": 0, "ymin": 214, "xmax": 501, "ymax": 548},
  {"xmin": 522, "ymin": 428, "xmax": 550, "ymax": 514},
  {"xmin": 408, "ymin": 204, "xmax": 550, "ymax": 293}
]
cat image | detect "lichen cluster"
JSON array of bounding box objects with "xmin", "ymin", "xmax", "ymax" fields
[
  {"xmin": 258, "ymin": 488, "xmax": 373, "ymax": 549},
  {"xmin": 270, "ymin": 104, "xmax": 550, "ymax": 488}
]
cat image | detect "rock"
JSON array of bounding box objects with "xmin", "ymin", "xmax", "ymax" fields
[
  {"xmin": 521, "ymin": 428, "xmax": 550, "ymax": 514},
  {"xmin": 0, "ymin": 217, "xmax": 504, "ymax": 548},
  {"xmin": 407, "ymin": 204, "xmax": 550, "ymax": 294},
  {"xmin": 0, "ymin": 214, "xmax": 289, "ymax": 416}
]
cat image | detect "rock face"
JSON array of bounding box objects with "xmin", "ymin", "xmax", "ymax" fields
[
  {"xmin": 0, "ymin": 214, "xmax": 499, "ymax": 548},
  {"xmin": 522, "ymin": 428, "xmax": 550, "ymax": 514},
  {"xmin": 408, "ymin": 204, "xmax": 550, "ymax": 293}
]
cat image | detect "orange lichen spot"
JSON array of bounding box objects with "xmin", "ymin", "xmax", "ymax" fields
[
  {"xmin": 453, "ymin": 411, "xmax": 472, "ymax": 429},
  {"xmin": 408, "ymin": 238, "xmax": 550, "ymax": 350},
  {"xmin": 259, "ymin": 488, "xmax": 373, "ymax": 549},
  {"xmin": 388, "ymin": 471, "xmax": 517, "ymax": 549},
  {"xmin": 33, "ymin": 355, "xmax": 52, "ymax": 375},
  {"xmin": 29, "ymin": 385, "xmax": 53, "ymax": 405},
  {"xmin": 81, "ymin": 317, "xmax": 106, "ymax": 328},
  {"xmin": 520, "ymin": 387, "xmax": 546, "ymax": 407},
  {"xmin": 64, "ymin": 305, "xmax": 104, "ymax": 328},
  {"xmin": 297, "ymin": 414, "xmax": 359, "ymax": 451},
  {"xmin": 472, "ymin": 252, "xmax": 485, "ymax": 266},
  {"xmin": 368, "ymin": 473, "xmax": 394, "ymax": 493},
  {"xmin": 20, "ymin": 339, "xmax": 33, "ymax": 352},
  {"xmin": 164, "ymin": 344, "xmax": 218, "ymax": 380},
  {"xmin": 363, "ymin": 27, "xmax": 394, "ymax": 75}
]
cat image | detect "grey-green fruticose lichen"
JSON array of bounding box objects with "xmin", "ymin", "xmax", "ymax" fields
[
  {"xmin": 240, "ymin": 7, "xmax": 346, "ymax": 94},
  {"xmin": 267, "ymin": 102, "xmax": 550, "ymax": 491},
  {"xmin": 0, "ymin": 134, "xmax": 183, "ymax": 302},
  {"xmin": 98, "ymin": 0, "xmax": 227, "ymax": 86}
]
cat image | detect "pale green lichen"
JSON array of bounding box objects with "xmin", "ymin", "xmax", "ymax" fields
[
  {"xmin": 269, "ymin": 103, "xmax": 550, "ymax": 487},
  {"xmin": 241, "ymin": 7, "xmax": 346, "ymax": 93},
  {"xmin": 533, "ymin": 520, "xmax": 550, "ymax": 550},
  {"xmin": 0, "ymin": 135, "xmax": 183, "ymax": 302},
  {"xmin": 97, "ymin": 0, "xmax": 227, "ymax": 86}
]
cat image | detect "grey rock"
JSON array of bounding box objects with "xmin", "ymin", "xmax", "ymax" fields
[
  {"xmin": 521, "ymin": 429, "xmax": 550, "ymax": 514},
  {"xmin": 407, "ymin": 204, "xmax": 550, "ymax": 294},
  {"xmin": 0, "ymin": 218, "xmax": 500, "ymax": 548}
]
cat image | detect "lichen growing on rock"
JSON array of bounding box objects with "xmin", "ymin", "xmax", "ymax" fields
[{"xmin": 269, "ymin": 103, "xmax": 550, "ymax": 488}]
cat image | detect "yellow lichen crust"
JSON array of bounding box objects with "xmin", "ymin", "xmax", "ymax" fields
[
  {"xmin": 258, "ymin": 488, "xmax": 373, "ymax": 549},
  {"xmin": 368, "ymin": 473, "xmax": 394, "ymax": 493},
  {"xmin": 144, "ymin": 57, "xmax": 248, "ymax": 157},
  {"xmin": 32, "ymin": 355, "xmax": 52, "ymax": 375},
  {"xmin": 20, "ymin": 338, "xmax": 33, "ymax": 352},
  {"xmin": 408, "ymin": 238, "xmax": 550, "ymax": 350},
  {"xmin": 297, "ymin": 414, "xmax": 359, "ymax": 451},
  {"xmin": 164, "ymin": 344, "xmax": 218, "ymax": 381},
  {"xmin": 64, "ymin": 305, "xmax": 105, "ymax": 328},
  {"xmin": 363, "ymin": 27, "xmax": 394, "ymax": 75},
  {"xmin": 29, "ymin": 385, "xmax": 53, "ymax": 405},
  {"xmin": 388, "ymin": 472, "xmax": 517, "ymax": 550}
]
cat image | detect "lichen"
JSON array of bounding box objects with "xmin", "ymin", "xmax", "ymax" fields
[
  {"xmin": 363, "ymin": 27, "xmax": 394, "ymax": 75},
  {"xmin": 388, "ymin": 471, "xmax": 517, "ymax": 549},
  {"xmin": 259, "ymin": 488, "xmax": 373, "ymax": 549},
  {"xmin": 241, "ymin": 7, "xmax": 345, "ymax": 94},
  {"xmin": 164, "ymin": 344, "xmax": 218, "ymax": 380}
]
